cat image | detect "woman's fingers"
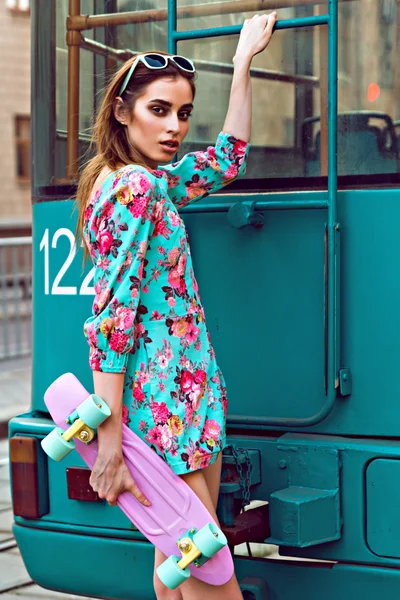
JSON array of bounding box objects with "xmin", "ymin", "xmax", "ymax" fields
[
  {"xmin": 89, "ymin": 454, "xmax": 150, "ymax": 508},
  {"xmin": 127, "ymin": 478, "xmax": 151, "ymax": 507},
  {"xmin": 265, "ymin": 11, "xmax": 277, "ymax": 35},
  {"xmin": 236, "ymin": 11, "xmax": 277, "ymax": 59},
  {"xmin": 91, "ymin": 474, "xmax": 150, "ymax": 507}
]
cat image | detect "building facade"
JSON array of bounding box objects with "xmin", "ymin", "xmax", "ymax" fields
[{"xmin": 0, "ymin": 0, "xmax": 31, "ymax": 232}]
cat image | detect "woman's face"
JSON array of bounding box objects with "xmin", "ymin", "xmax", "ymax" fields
[{"xmin": 120, "ymin": 76, "xmax": 194, "ymax": 169}]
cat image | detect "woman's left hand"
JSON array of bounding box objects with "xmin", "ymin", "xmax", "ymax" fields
[{"xmin": 233, "ymin": 12, "xmax": 277, "ymax": 63}]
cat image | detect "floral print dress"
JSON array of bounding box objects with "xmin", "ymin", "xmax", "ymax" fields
[{"xmin": 83, "ymin": 131, "xmax": 249, "ymax": 475}]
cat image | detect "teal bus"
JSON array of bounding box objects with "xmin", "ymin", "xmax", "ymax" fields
[{"xmin": 8, "ymin": 0, "xmax": 400, "ymax": 598}]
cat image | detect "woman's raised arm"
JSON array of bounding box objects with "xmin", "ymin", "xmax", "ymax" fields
[{"xmin": 223, "ymin": 12, "xmax": 277, "ymax": 143}]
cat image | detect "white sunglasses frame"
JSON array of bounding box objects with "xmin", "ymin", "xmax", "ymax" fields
[{"xmin": 118, "ymin": 54, "xmax": 196, "ymax": 96}]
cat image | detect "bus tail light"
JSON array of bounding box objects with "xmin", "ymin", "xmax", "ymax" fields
[{"xmin": 10, "ymin": 436, "xmax": 49, "ymax": 519}]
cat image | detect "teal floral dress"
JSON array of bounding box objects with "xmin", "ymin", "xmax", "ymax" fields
[{"xmin": 83, "ymin": 131, "xmax": 250, "ymax": 475}]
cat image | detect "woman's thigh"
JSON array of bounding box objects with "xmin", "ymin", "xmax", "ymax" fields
[
  {"xmin": 154, "ymin": 548, "xmax": 183, "ymax": 600},
  {"xmin": 179, "ymin": 450, "xmax": 223, "ymax": 521},
  {"xmin": 153, "ymin": 451, "xmax": 226, "ymax": 599},
  {"xmin": 201, "ymin": 451, "xmax": 222, "ymax": 509}
]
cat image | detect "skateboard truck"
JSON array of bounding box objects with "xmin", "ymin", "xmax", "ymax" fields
[
  {"xmin": 177, "ymin": 536, "xmax": 201, "ymax": 569},
  {"xmin": 41, "ymin": 395, "xmax": 111, "ymax": 462},
  {"xmin": 176, "ymin": 527, "xmax": 220, "ymax": 569},
  {"xmin": 65, "ymin": 410, "xmax": 95, "ymax": 444},
  {"xmin": 157, "ymin": 523, "xmax": 228, "ymax": 589}
]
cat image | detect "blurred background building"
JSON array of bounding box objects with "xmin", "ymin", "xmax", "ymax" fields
[
  {"xmin": 0, "ymin": 0, "xmax": 31, "ymax": 362},
  {"xmin": 0, "ymin": 0, "xmax": 31, "ymax": 237}
]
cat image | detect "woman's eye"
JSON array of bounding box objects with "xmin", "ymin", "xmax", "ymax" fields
[
  {"xmin": 179, "ymin": 112, "xmax": 192, "ymax": 120},
  {"xmin": 152, "ymin": 106, "xmax": 164, "ymax": 114}
]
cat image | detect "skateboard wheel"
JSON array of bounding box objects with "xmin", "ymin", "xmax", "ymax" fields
[
  {"xmin": 156, "ymin": 555, "xmax": 191, "ymax": 589},
  {"xmin": 41, "ymin": 427, "xmax": 75, "ymax": 462},
  {"xmin": 193, "ymin": 523, "xmax": 227, "ymax": 558},
  {"xmin": 76, "ymin": 394, "xmax": 111, "ymax": 428}
]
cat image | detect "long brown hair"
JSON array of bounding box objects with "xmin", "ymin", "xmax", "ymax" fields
[{"xmin": 75, "ymin": 51, "xmax": 197, "ymax": 263}]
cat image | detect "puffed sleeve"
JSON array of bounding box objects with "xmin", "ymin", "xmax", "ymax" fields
[
  {"xmin": 158, "ymin": 130, "xmax": 250, "ymax": 209},
  {"xmin": 83, "ymin": 166, "xmax": 159, "ymax": 373}
]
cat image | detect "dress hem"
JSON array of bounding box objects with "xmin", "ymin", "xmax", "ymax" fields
[{"xmin": 167, "ymin": 437, "xmax": 227, "ymax": 476}]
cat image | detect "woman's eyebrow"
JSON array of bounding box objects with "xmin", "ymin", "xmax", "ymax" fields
[{"xmin": 148, "ymin": 99, "xmax": 194, "ymax": 109}]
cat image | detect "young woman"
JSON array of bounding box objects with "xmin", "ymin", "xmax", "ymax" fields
[{"xmin": 76, "ymin": 12, "xmax": 277, "ymax": 600}]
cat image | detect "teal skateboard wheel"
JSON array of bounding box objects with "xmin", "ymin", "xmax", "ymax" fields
[
  {"xmin": 193, "ymin": 523, "xmax": 227, "ymax": 558},
  {"xmin": 41, "ymin": 427, "xmax": 75, "ymax": 461},
  {"xmin": 156, "ymin": 555, "xmax": 191, "ymax": 589},
  {"xmin": 76, "ymin": 394, "xmax": 111, "ymax": 428}
]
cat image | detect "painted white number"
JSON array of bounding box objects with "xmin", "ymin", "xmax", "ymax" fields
[
  {"xmin": 80, "ymin": 268, "xmax": 95, "ymax": 295},
  {"xmin": 39, "ymin": 228, "xmax": 49, "ymax": 295},
  {"xmin": 39, "ymin": 228, "xmax": 95, "ymax": 296},
  {"xmin": 51, "ymin": 228, "xmax": 77, "ymax": 295}
]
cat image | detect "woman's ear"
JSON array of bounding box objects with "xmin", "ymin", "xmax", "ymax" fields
[{"xmin": 113, "ymin": 97, "xmax": 128, "ymax": 125}]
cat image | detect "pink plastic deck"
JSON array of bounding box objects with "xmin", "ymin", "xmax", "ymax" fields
[{"xmin": 44, "ymin": 373, "xmax": 234, "ymax": 586}]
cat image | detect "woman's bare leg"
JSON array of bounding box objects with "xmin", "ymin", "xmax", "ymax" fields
[
  {"xmin": 201, "ymin": 451, "xmax": 223, "ymax": 508},
  {"xmin": 153, "ymin": 451, "xmax": 242, "ymax": 600},
  {"xmin": 152, "ymin": 454, "xmax": 223, "ymax": 600},
  {"xmin": 177, "ymin": 451, "xmax": 243, "ymax": 600},
  {"xmin": 153, "ymin": 548, "xmax": 183, "ymax": 600}
]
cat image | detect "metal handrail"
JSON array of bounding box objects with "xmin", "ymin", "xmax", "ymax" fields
[
  {"xmin": 169, "ymin": 0, "xmax": 340, "ymax": 428},
  {"xmin": 171, "ymin": 15, "xmax": 329, "ymax": 42},
  {"xmin": 0, "ymin": 236, "xmax": 32, "ymax": 360},
  {"xmin": 0, "ymin": 237, "xmax": 32, "ymax": 247},
  {"xmin": 66, "ymin": 0, "xmax": 352, "ymax": 31},
  {"xmin": 80, "ymin": 36, "xmax": 320, "ymax": 87},
  {"xmin": 182, "ymin": 197, "xmax": 329, "ymax": 213}
]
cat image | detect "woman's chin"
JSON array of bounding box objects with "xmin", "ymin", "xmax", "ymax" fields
[{"xmin": 156, "ymin": 155, "xmax": 174, "ymax": 166}]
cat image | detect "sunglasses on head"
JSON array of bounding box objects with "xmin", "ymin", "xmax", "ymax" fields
[{"xmin": 118, "ymin": 53, "xmax": 196, "ymax": 96}]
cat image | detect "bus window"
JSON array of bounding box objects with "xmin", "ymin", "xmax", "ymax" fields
[
  {"xmin": 48, "ymin": 1, "xmax": 324, "ymax": 190},
  {"xmin": 53, "ymin": 0, "xmax": 170, "ymax": 186},
  {"xmin": 394, "ymin": 121, "xmax": 400, "ymax": 153},
  {"xmin": 176, "ymin": 0, "xmax": 296, "ymax": 32},
  {"xmin": 38, "ymin": 0, "xmax": 400, "ymax": 200},
  {"xmin": 303, "ymin": 112, "xmax": 400, "ymax": 176},
  {"xmin": 334, "ymin": 0, "xmax": 400, "ymax": 178},
  {"xmin": 178, "ymin": 23, "xmax": 322, "ymax": 181}
]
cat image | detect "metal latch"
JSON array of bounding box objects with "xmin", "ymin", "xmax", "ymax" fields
[{"xmin": 339, "ymin": 368, "xmax": 352, "ymax": 396}]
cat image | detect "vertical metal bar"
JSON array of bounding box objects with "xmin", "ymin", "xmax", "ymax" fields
[
  {"xmin": 168, "ymin": 0, "xmax": 177, "ymax": 54},
  {"xmin": 12, "ymin": 246, "xmax": 22, "ymax": 355},
  {"xmin": 0, "ymin": 247, "xmax": 10, "ymax": 359},
  {"xmin": 66, "ymin": 0, "xmax": 81, "ymax": 181},
  {"xmin": 31, "ymin": 0, "xmax": 56, "ymax": 189},
  {"xmin": 319, "ymin": 20, "xmax": 328, "ymax": 176},
  {"xmin": 327, "ymin": 0, "xmax": 339, "ymax": 391},
  {"xmin": 168, "ymin": 0, "xmax": 179, "ymax": 162}
]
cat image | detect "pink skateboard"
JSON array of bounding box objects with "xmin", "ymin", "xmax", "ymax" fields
[{"xmin": 41, "ymin": 373, "xmax": 234, "ymax": 589}]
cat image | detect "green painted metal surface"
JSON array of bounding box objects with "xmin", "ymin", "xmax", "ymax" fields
[
  {"xmin": 31, "ymin": 189, "xmax": 400, "ymax": 437},
  {"xmin": 268, "ymin": 444, "xmax": 340, "ymax": 547},
  {"xmin": 269, "ymin": 487, "xmax": 339, "ymax": 547},
  {"xmin": 13, "ymin": 522, "xmax": 400, "ymax": 600},
  {"xmin": 366, "ymin": 459, "xmax": 400, "ymax": 559},
  {"xmin": 9, "ymin": 417, "xmax": 400, "ymax": 571}
]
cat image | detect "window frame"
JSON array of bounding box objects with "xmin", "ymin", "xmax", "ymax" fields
[
  {"xmin": 15, "ymin": 115, "xmax": 31, "ymax": 185},
  {"xmin": 31, "ymin": 0, "xmax": 400, "ymax": 202}
]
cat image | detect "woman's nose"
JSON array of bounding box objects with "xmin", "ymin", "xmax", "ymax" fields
[{"xmin": 166, "ymin": 113, "xmax": 180, "ymax": 134}]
